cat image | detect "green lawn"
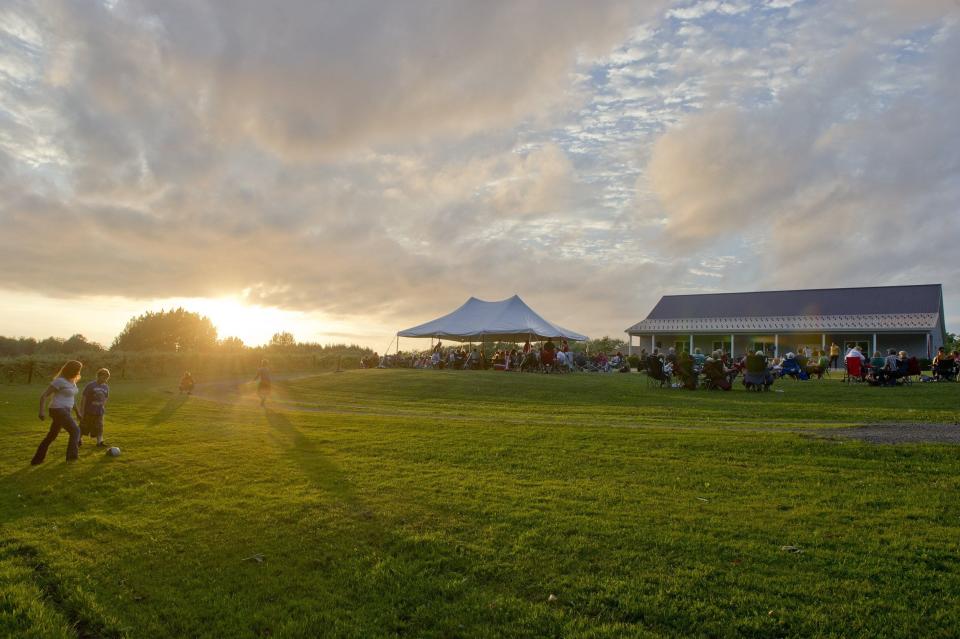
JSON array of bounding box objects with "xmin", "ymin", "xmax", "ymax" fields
[{"xmin": 1, "ymin": 371, "xmax": 959, "ymax": 638}]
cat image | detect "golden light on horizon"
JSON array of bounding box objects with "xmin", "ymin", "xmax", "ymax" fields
[{"xmin": 170, "ymin": 297, "xmax": 317, "ymax": 347}]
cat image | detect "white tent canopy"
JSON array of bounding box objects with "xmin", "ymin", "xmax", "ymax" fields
[{"xmin": 398, "ymin": 295, "xmax": 588, "ymax": 342}]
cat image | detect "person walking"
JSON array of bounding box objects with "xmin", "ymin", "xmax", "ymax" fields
[
  {"xmin": 254, "ymin": 359, "xmax": 272, "ymax": 407},
  {"xmin": 32, "ymin": 360, "xmax": 84, "ymax": 465}
]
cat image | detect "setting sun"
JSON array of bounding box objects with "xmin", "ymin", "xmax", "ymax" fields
[{"xmin": 167, "ymin": 297, "xmax": 317, "ymax": 346}]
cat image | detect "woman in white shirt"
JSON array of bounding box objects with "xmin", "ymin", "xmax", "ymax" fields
[{"xmin": 32, "ymin": 360, "xmax": 84, "ymax": 464}]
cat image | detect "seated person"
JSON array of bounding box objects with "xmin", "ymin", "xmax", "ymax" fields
[
  {"xmin": 540, "ymin": 344, "xmax": 556, "ymax": 371},
  {"xmin": 573, "ymin": 352, "xmax": 588, "ymax": 369},
  {"xmin": 807, "ymin": 353, "xmax": 829, "ymax": 379},
  {"xmin": 743, "ymin": 351, "xmax": 774, "ymax": 390},
  {"xmin": 868, "ymin": 351, "xmax": 886, "ymax": 381},
  {"xmin": 882, "ymin": 349, "xmax": 901, "ymax": 384},
  {"xmin": 846, "ymin": 346, "xmax": 866, "ymax": 362},
  {"xmin": 934, "ymin": 352, "xmax": 957, "ymax": 381},
  {"xmin": 711, "ymin": 350, "xmax": 739, "ymax": 384},
  {"xmin": 780, "ymin": 353, "xmax": 808, "ymax": 380},
  {"xmin": 520, "ymin": 350, "xmax": 539, "ymax": 372},
  {"xmin": 674, "ymin": 352, "xmax": 697, "ymax": 390},
  {"xmin": 702, "ymin": 357, "xmax": 731, "ymax": 391},
  {"xmin": 932, "ymin": 346, "xmax": 946, "ymax": 371},
  {"xmin": 665, "ymin": 348, "xmax": 677, "ymax": 366},
  {"xmin": 596, "ymin": 352, "xmax": 609, "ymax": 372},
  {"xmin": 554, "ymin": 349, "xmax": 566, "ymax": 371},
  {"xmin": 645, "ymin": 354, "xmax": 669, "ymax": 386},
  {"xmin": 179, "ymin": 371, "xmax": 195, "ymax": 394},
  {"xmin": 692, "ymin": 348, "xmax": 706, "ymax": 367},
  {"xmin": 613, "ymin": 351, "xmax": 630, "ymax": 372}
]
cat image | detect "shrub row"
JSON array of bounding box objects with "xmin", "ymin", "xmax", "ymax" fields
[{"xmin": 0, "ymin": 351, "xmax": 362, "ymax": 384}]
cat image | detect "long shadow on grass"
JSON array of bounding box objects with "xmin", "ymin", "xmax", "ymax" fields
[
  {"xmin": 264, "ymin": 408, "xmax": 385, "ymax": 544},
  {"xmin": 148, "ymin": 394, "xmax": 189, "ymax": 426}
]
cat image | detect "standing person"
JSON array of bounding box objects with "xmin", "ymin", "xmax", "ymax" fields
[
  {"xmin": 560, "ymin": 339, "xmax": 573, "ymax": 371},
  {"xmin": 829, "ymin": 342, "xmax": 840, "ymax": 369},
  {"xmin": 253, "ymin": 359, "xmax": 272, "ymax": 407},
  {"xmin": 32, "ymin": 360, "xmax": 83, "ymax": 465},
  {"xmin": 79, "ymin": 368, "xmax": 111, "ymax": 448}
]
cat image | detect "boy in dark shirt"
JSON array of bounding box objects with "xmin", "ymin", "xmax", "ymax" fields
[{"xmin": 80, "ymin": 368, "xmax": 110, "ymax": 447}]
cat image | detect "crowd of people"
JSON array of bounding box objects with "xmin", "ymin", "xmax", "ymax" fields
[
  {"xmin": 365, "ymin": 338, "xmax": 960, "ymax": 388},
  {"xmin": 634, "ymin": 342, "xmax": 959, "ymax": 391},
  {"xmin": 367, "ymin": 339, "xmax": 640, "ymax": 374}
]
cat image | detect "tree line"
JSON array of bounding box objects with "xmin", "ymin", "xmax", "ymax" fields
[{"xmin": 0, "ymin": 308, "xmax": 369, "ymax": 356}]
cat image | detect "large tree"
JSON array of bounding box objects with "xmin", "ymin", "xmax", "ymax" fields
[
  {"xmin": 63, "ymin": 334, "xmax": 104, "ymax": 352},
  {"xmin": 111, "ymin": 308, "xmax": 218, "ymax": 352},
  {"xmin": 269, "ymin": 331, "xmax": 296, "ymax": 349}
]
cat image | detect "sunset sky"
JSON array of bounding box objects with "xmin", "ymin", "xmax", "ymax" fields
[{"xmin": 1, "ymin": 0, "xmax": 958, "ymax": 348}]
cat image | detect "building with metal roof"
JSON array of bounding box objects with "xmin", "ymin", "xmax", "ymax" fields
[{"xmin": 625, "ymin": 284, "xmax": 946, "ymax": 359}]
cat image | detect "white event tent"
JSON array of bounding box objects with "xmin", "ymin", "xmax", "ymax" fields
[{"xmin": 397, "ymin": 295, "xmax": 588, "ymax": 343}]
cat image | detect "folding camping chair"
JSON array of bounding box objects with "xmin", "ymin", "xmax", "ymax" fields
[
  {"xmin": 645, "ymin": 356, "xmax": 670, "ymax": 388},
  {"xmin": 844, "ymin": 356, "xmax": 864, "ymax": 384}
]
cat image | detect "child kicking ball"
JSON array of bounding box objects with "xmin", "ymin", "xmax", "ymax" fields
[{"xmin": 80, "ymin": 368, "xmax": 111, "ymax": 448}]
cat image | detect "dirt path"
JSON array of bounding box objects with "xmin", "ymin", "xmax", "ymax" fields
[{"xmin": 817, "ymin": 423, "xmax": 960, "ymax": 445}]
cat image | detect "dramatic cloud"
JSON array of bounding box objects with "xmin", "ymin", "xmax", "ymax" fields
[
  {"xmin": 0, "ymin": 0, "xmax": 957, "ymax": 344},
  {"xmin": 647, "ymin": 0, "xmax": 960, "ymax": 305}
]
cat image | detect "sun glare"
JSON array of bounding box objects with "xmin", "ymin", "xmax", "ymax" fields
[{"xmin": 173, "ymin": 297, "xmax": 313, "ymax": 347}]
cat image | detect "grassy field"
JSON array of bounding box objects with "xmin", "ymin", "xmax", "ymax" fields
[{"xmin": 1, "ymin": 370, "xmax": 959, "ymax": 638}]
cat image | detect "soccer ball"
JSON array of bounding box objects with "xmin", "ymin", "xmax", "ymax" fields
[{"xmin": 107, "ymin": 447, "xmax": 121, "ymax": 457}]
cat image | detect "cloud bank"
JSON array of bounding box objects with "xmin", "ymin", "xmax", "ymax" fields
[{"xmin": 0, "ymin": 0, "xmax": 958, "ymax": 342}]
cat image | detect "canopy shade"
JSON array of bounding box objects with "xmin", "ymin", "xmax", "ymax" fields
[{"xmin": 398, "ymin": 295, "xmax": 588, "ymax": 342}]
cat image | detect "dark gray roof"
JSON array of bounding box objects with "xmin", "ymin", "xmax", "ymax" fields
[{"xmin": 645, "ymin": 284, "xmax": 943, "ymax": 320}]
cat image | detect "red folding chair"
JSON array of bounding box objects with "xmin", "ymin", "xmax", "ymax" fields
[{"xmin": 844, "ymin": 356, "xmax": 863, "ymax": 384}]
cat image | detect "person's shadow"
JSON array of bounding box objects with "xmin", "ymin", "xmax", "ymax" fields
[
  {"xmin": 263, "ymin": 408, "xmax": 383, "ymax": 543},
  {"xmin": 148, "ymin": 394, "xmax": 189, "ymax": 426}
]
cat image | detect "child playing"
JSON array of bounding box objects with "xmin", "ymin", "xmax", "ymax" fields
[
  {"xmin": 179, "ymin": 371, "xmax": 195, "ymax": 394},
  {"xmin": 80, "ymin": 368, "xmax": 111, "ymax": 447},
  {"xmin": 32, "ymin": 360, "xmax": 84, "ymax": 464}
]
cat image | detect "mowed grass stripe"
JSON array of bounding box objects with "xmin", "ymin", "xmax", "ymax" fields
[{"xmin": 1, "ymin": 371, "xmax": 959, "ymax": 637}]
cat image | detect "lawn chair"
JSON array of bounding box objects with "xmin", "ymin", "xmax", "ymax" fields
[
  {"xmin": 903, "ymin": 357, "xmax": 921, "ymax": 384},
  {"xmin": 702, "ymin": 360, "xmax": 731, "ymax": 391},
  {"xmin": 844, "ymin": 356, "xmax": 864, "ymax": 384},
  {"xmin": 645, "ymin": 356, "xmax": 669, "ymax": 388},
  {"xmin": 674, "ymin": 357, "xmax": 698, "ymax": 390},
  {"xmin": 780, "ymin": 357, "xmax": 808, "ymax": 381},
  {"xmin": 742, "ymin": 354, "xmax": 773, "ymax": 391},
  {"xmin": 934, "ymin": 359, "xmax": 957, "ymax": 382}
]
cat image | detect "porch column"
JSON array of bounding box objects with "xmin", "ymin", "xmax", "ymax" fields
[
  {"xmin": 627, "ymin": 335, "xmax": 632, "ymax": 357},
  {"xmin": 730, "ymin": 334, "xmax": 735, "ymax": 356},
  {"xmin": 774, "ymin": 334, "xmax": 779, "ymax": 358},
  {"xmin": 651, "ymin": 334, "xmax": 655, "ymax": 352},
  {"xmin": 821, "ymin": 334, "xmax": 826, "ymax": 351},
  {"xmin": 872, "ymin": 333, "xmax": 877, "ymax": 355},
  {"xmin": 689, "ymin": 334, "xmax": 694, "ymax": 354}
]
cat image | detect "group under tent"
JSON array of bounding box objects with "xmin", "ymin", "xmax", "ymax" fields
[{"xmin": 395, "ymin": 295, "xmax": 588, "ymax": 353}]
